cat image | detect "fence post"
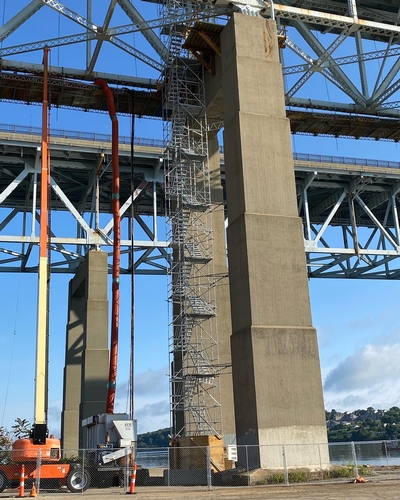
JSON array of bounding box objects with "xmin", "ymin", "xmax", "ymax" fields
[
  {"xmin": 282, "ymin": 445, "xmax": 289, "ymax": 486},
  {"xmin": 382, "ymin": 441, "xmax": 391, "ymax": 478},
  {"xmin": 206, "ymin": 446, "xmax": 212, "ymax": 491},
  {"xmin": 318, "ymin": 443, "xmax": 323, "ymax": 480},
  {"xmin": 350, "ymin": 441, "xmax": 359, "ymax": 480},
  {"xmin": 382, "ymin": 440, "xmax": 389, "ymax": 466},
  {"xmin": 125, "ymin": 447, "xmax": 129, "ymax": 492},
  {"xmin": 245, "ymin": 445, "xmax": 249, "ymax": 473}
]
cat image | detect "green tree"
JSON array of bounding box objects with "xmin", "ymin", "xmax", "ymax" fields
[
  {"xmin": 11, "ymin": 418, "xmax": 31, "ymax": 439},
  {"xmin": 0, "ymin": 426, "xmax": 13, "ymax": 465},
  {"xmin": 0, "ymin": 427, "xmax": 12, "ymax": 449},
  {"xmin": 137, "ymin": 428, "xmax": 170, "ymax": 448}
]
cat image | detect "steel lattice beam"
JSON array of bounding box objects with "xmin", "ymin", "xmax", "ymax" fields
[{"xmin": 1, "ymin": 128, "xmax": 400, "ymax": 278}]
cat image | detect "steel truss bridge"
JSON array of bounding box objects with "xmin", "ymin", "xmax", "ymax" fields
[
  {"xmin": 1, "ymin": 123, "xmax": 400, "ymax": 279},
  {"xmin": 2, "ymin": 2, "xmax": 400, "ymax": 138},
  {"xmin": 2, "ymin": 0, "xmax": 400, "ymax": 281}
]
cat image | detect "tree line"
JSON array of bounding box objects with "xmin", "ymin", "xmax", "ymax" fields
[{"xmin": 326, "ymin": 407, "xmax": 400, "ymax": 442}]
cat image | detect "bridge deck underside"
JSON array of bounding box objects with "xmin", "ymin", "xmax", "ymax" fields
[
  {"xmin": 0, "ymin": 73, "xmax": 162, "ymax": 118},
  {"xmin": 1, "ymin": 133, "xmax": 399, "ymax": 227},
  {"xmin": 295, "ymin": 161, "xmax": 400, "ymax": 227},
  {"xmin": 1, "ymin": 73, "xmax": 400, "ymax": 140},
  {"xmin": 2, "ymin": 132, "xmax": 400, "ymax": 278},
  {"xmin": 0, "ymin": 133, "xmax": 165, "ymax": 216}
]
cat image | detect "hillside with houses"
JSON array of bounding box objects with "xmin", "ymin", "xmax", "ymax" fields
[
  {"xmin": 326, "ymin": 407, "xmax": 400, "ymax": 442},
  {"xmin": 135, "ymin": 407, "xmax": 400, "ymax": 447}
]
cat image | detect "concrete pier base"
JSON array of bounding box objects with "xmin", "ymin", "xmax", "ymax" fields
[{"xmin": 220, "ymin": 15, "xmax": 328, "ymax": 468}]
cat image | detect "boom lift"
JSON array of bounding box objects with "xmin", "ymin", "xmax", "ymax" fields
[
  {"xmin": 0, "ymin": 52, "xmax": 136, "ymax": 494},
  {"xmin": 0, "ymin": 48, "xmax": 86, "ymax": 494}
]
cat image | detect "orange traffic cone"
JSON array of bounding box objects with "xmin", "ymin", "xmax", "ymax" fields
[
  {"xmin": 18, "ymin": 464, "xmax": 25, "ymax": 498},
  {"xmin": 127, "ymin": 462, "xmax": 137, "ymax": 494},
  {"xmin": 29, "ymin": 482, "xmax": 37, "ymax": 497}
]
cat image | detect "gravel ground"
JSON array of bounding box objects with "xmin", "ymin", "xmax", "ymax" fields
[{"xmin": 2, "ymin": 479, "xmax": 400, "ymax": 500}]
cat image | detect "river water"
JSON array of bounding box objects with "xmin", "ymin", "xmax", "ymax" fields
[
  {"xmin": 137, "ymin": 442, "xmax": 400, "ymax": 469},
  {"xmin": 328, "ymin": 441, "xmax": 400, "ymax": 467}
]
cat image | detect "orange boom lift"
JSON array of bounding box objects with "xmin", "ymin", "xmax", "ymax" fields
[
  {"xmin": 0, "ymin": 48, "xmax": 87, "ymax": 494},
  {"xmin": 0, "ymin": 50, "xmax": 137, "ymax": 495}
]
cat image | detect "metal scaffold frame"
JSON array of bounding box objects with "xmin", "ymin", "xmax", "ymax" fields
[{"xmin": 162, "ymin": 3, "xmax": 222, "ymax": 437}]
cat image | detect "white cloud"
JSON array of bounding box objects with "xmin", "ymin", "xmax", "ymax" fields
[
  {"xmin": 114, "ymin": 366, "xmax": 170, "ymax": 433},
  {"xmin": 135, "ymin": 366, "xmax": 169, "ymax": 396},
  {"xmin": 323, "ymin": 339, "xmax": 400, "ymax": 412},
  {"xmin": 134, "ymin": 366, "xmax": 169, "ymax": 433},
  {"xmin": 135, "ymin": 400, "xmax": 170, "ymax": 434},
  {"xmin": 324, "ymin": 343, "xmax": 400, "ymax": 392}
]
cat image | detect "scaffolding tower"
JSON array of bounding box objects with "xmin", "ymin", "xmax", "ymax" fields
[{"xmin": 162, "ymin": 5, "xmax": 222, "ymax": 437}]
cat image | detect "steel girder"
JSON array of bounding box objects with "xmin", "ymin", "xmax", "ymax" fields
[
  {"xmin": 274, "ymin": 1, "xmax": 400, "ymax": 115},
  {"xmin": 0, "ymin": 1, "xmax": 226, "ymax": 75},
  {"xmin": 2, "ymin": 128, "xmax": 400, "ymax": 278},
  {"xmin": 0, "ymin": 128, "xmax": 169, "ymax": 275},
  {"xmin": 3, "ymin": 2, "xmax": 400, "ymax": 123},
  {"xmin": 0, "ymin": 1, "xmax": 43, "ymax": 43},
  {"xmin": 3, "ymin": 1, "xmax": 400, "ymax": 280},
  {"xmin": 296, "ymin": 158, "xmax": 400, "ymax": 278}
]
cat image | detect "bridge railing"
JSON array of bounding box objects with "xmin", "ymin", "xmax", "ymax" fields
[
  {"xmin": 292, "ymin": 151, "xmax": 400, "ymax": 169},
  {"xmin": 0, "ymin": 122, "xmax": 165, "ymax": 148},
  {"xmin": 1, "ymin": 122, "xmax": 400, "ymax": 170}
]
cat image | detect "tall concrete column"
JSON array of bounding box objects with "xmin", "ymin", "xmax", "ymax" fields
[
  {"xmin": 61, "ymin": 250, "xmax": 109, "ymax": 451},
  {"xmin": 208, "ymin": 135, "xmax": 235, "ymax": 444},
  {"xmin": 221, "ymin": 15, "xmax": 328, "ymax": 468}
]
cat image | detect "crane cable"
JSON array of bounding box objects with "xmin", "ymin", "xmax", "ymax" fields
[{"xmin": 128, "ymin": 91, "xmax": 136, "ymax": 420}]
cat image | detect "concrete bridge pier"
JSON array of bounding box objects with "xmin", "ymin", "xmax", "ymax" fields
[
  {"xmin": 220, "ymin": 14, "xmax": 328, "ymax": 468},
  {"xmin": 208, "ymin": 135, "xmax": 236, "ymax": 446},
  {"xmin": 61, "ymin": 250, "xmax": 109, "ymax": 451}
]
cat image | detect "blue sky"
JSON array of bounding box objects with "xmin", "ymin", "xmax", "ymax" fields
[{"xmin": 1, "ymin": 1, "xmax": 400, "ymax": 437}]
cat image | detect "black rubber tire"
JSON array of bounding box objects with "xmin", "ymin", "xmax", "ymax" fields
[
  {"xmin": 66, "ymin": 468, "xmax": 91, "ymax": 493},
  {"xmin": 0, "ymin": 471, "xmax": 8, "ymax": 493}
]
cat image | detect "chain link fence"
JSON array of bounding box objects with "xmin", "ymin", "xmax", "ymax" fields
[{"xmin": 0, "ymin": 441, "xmax": 399, "ymax": 493}]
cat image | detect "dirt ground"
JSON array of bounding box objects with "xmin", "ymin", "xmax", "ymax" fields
[{"xmin": 2, "ymin": 480, "xmax": 400, "ymax": 499}]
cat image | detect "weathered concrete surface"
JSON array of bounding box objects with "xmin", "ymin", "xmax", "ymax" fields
[
  {"xmin": 2, "ymin": 481, "xmax": 399, "ymax": 499},
  {"xmin": 208, "ymin": 136, "xmax": 235, "ymax": 444},
  {"xmin": 220, "ymin": 14, "xmax": 327, "ymax": 467},
  {"xmin": 61, "ymin": 250, "xmax": 109, "ymax": 451}
]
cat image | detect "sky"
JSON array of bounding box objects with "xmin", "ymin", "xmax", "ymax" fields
[{"xmin": 1, "ymin": 1, "xmax": 400, "ymax": 440}]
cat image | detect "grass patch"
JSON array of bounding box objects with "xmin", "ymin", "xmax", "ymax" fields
[
  {"xmin": 266, "ymin": 470, "xmax": 310, "ymax": 484},
  {"xmin": 265, "ymin": 465, "xmax": 369, "ymax": 485},
  {"xmin": 324, "ymin": 465, "xmax": 368, "ymax": 478},
  {"xmin": 267, "ymin": 473, "xmax": 285, "ymax": 484},
  {"xmin": 289, "ymin": 470, "xmax": 310, "ymax": 483}
]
